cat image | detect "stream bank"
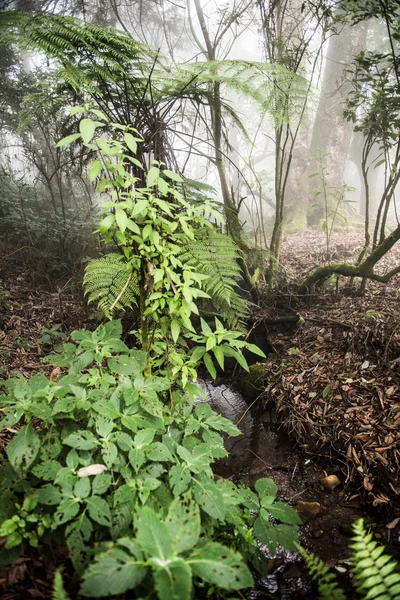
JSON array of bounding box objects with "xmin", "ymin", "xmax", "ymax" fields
[{"xmin": 202, "ymin": 380, "xmax": 397, "ymax": 599}]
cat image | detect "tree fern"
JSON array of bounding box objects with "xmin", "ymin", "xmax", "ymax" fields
[
  {"xmin": 52, "ymin": 570, "xmax": 70, "ymax": 600},
  {"xmin": 83, "ymin": 254, "xmax": 138, "ymax": 318},
  {"xmin": 351, "ymin": 519, "xmax": 400, "ymax": 600},
  {"xmin": 1, "ymin": 12, "xmax": 308, "ymax": 126},
  {"xmin": 181, "ymin": 228, "xmax": 251, "ymax": 328},
  {"xmin": 157, "ymin": 59, "xmax": 309, "ymax": 125},
  {"xmin": 299, "ymin": 546, "xmax": 347, "ymax": 600}
]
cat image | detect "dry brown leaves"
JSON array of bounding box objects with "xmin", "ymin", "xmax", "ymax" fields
[{"xmin": 262, "ymin": 229, "xmax": 400, "ymax": 512}]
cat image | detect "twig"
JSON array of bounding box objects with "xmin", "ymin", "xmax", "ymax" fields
[{"xmin": 109, "ymin": 271, "xmax": 133, "ymax": 313}]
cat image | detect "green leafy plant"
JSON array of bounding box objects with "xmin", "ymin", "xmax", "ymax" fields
[
  {"xmin": 38, "ymin": 324, "xmax": 66, "ymax": 345},
  {"xmin": 301, "ymin": 519, "xmax": 400, "ymax": 600},
  {"xmin": 0, "ymin": 110, "xmax": 302, "ymax": 598},
  {"xmin": 58, "ymin": 108, "xmax": 255, "ymax": 382},
  {"xmin": 0, "ymin": 320, "xmax": 301, "ymax": 598}
]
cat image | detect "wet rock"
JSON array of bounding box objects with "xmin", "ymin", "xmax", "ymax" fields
[
  {"xmin": 320, "ymin": 475, "xmax": 341, "ymax": 491},
  {"xmin": 295, "ymin": 500, "xmax": 322, "ymax": 520}
]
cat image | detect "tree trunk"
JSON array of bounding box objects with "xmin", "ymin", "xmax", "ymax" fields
[{"xmin": 306, "ymin": 22, "xmax": 368, "ymax": 225}]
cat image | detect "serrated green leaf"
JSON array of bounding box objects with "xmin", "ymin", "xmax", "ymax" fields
[
  {"xmin": 193, "ymin": 479, "xmax": 225, "ymax": 520},
  {"xmin": 56, "ymin": 133, "xmax": 81, "ymax": 147},
  {"xmin": 115, "ymin": 208, "xmax": 128, "ymax": 233},
  {"xmin": 80, "ymin": 119, "xmax": 96, "ymax": 144},
  {"xmin": 124, "ymin": 132, "xmax": 137, "ymax": 154},
  {"xmin": 153, "ymin": 558, "xmax": 192, "ymax": 600},
  {"xmin": 136, "ymin": 507, "xmax": 172, "ymax": 559},
  {"xmin": 255, "ymin": 478, "xmax": 278, "ymax": 498},
  {"xmin": 212, "ymin": 346, "xmax": 225, "ymax": 370},
  {"xmin": 7, "ymin": 423, "xmax": 40, "ymax": 475},
  {"xmin": 37, "ymin": 484, "xmax": 62, "ymax": 505},
  {"xmin": 171, "ymin": 320, "xmax": 181, "ymax": 343},
  {"xmin": 162, "ymin": 169, "xmax": 183, "ymax": 183},
  {"xmin": 80, "ymin": 548, "xmax": 146, "ymax": 597},
  {"xmin": 165, "ymin": 499, "xmax": 200, "ymax": 553},
  {"xmin": 86, "ymin": 495, "xmax": 112, "ymax": 527},
  {"xmin": 99, "ymin": 213, "xmax": 115, "ymax": 233},
  {"xmin": 88, "ymin": 159, "xmax": 102, "ymax": 183},
  {"xmin": 74, "ymin": 477, "xmax": 91, "ymax": 500},
  {"xmin": 203, "ymin": 353, "xmax": 216, "ymax": 379},
  {"xmin": 169, "ymin": 464, "xmax": 191, "ymax": 496},
  {"xmin": 204, "ymin": 414, "xmax": 241, "ymax": 437},
  {"xmin": 268, "ymin": 502, "xmax": 302, "ymax": 525},
  {"xmin": 102, "ymin": 442, "xmax": 118, "ymax": 468},
  {"xmin": 64, "ymin": 431, "xmax": 99, "ymax": 451},
  {"xmin": 32, "ymin": 461, "xmax": 61, "ymax": 481},
  {"xmin": 147, "ymin": 166, "xmax": 160, "ymax": 187},
  {"xmin": 245, "ymin": 343, "xmax": 266, "ymax": 358},
  {"xmin": 55, "ymin": 497, "xmax": 81, "ymax": 526},
  {"xmin": 188, "ymin": 541, "xmax": 253, "ymax": 590}
]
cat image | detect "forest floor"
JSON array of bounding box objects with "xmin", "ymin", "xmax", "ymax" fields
[
  {"xmin": 0, "ymin": 229, "xmax": 400, "ymax": 597},
  {"xmin": 257, "ymin": 229, "xmax": 400, "ymax": 522},
  {"xmin": 1, "ymin": 230, "xmax": 399, "ymax": 516}
]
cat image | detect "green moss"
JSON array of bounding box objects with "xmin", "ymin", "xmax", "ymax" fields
[{"xmin": 241, "ymin": 363, "xmax": 268, "ymax": 401}]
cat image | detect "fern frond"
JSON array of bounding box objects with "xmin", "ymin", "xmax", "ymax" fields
[
  {"xmin": 0, "ymin": 11, "xmax": 151, "ymax": 92},
  {"xmin": 157, "ymin": 60, "xmax": 309, "ymax": 125},
  {"xmin": 351, "ymin": 519, "xmax": 400, "ymax": 600},
  {"xmin": 299, "ymin": 546, "xmax": 347, "ymax": 600},
  {"xmin": 52, "ymin": 570, "xmax": 71, "ymax": 600},
  {"xmin": 181, "ymin": 228, "xmax": 251, "ymax": 328},
  {"xmin": 83, "ymin": 254, "xmax": 138, "ymax": 317}
]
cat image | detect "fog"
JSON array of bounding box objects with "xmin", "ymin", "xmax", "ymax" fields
[{"xmin": 1, "ymin": 0, "xmax": 399, "ymax": 272}]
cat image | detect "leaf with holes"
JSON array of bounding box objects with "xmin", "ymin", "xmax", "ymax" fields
[
  {"xmin": 7, "ymin": 423, "xmax": 40, "ymax": 475},
  {"xmin": 165, "ymin": 499, "xmax": 200, "ymax": 554},
  {"xmin": 188, "ymin": 541, "xmax": 253, "ymax": 590},
  {"xmin": 136, "ymin": 507, "xmax": 172, "ymax": 560},
  {"xmin": 193, "ymin": 479, "xmax": 225, "ymax": 520},
  {"xmin": 80, "ymin": 547, "xmax": 146, "ymax": 597},
  {"xmin": 86, "ymin": 495, "xmax": 112, "ymax": 527},
  {"xmin": 64, "ymin": 431, "xmax": 99, "ymax": 451}
]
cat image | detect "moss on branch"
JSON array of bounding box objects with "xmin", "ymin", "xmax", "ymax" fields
[{"xmin": 303, "ymin": 224, "xmax": 400, "ymax": 290}]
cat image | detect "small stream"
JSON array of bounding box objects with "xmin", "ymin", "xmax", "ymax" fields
[{"xmin": 201, "ymin": 380, "xmax": 366, "ymax": 599}]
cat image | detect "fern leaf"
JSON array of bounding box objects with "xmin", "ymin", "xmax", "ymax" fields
[
  {"xmin": 52, "ymin": 570, "xmax": 71, "ymax": 600},
  {"xmin": 181, "ymin": 228, "xmax": 251, "ymax": 328},
  {"xmin": 299, "ymin": 546, "xmax": 347, "ymax": 600},
  {"xmin": 83, "ymin": 254, "xmax": 138, "ymax": 317},
  {"xmin": 158, "ymin": 60, "xmax": 309, "ymax": 125},
  {"xmin": 351, "ymin": 519, "xmax": 400, "ymax": 600}
]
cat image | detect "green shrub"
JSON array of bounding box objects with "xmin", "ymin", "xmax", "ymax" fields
[
  {"xmin": 0, "ymin": 109, "xmax": 301, "ymax": 598},
  {"xmin": 0, "ymin": 320, "xmax": 301, "ymax": 598}
]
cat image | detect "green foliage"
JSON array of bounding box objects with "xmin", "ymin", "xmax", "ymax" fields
[
  {"xmin": 0, "ymin": 11, "xmax": 151, "ymax": 95},
  {"xmin": 83, "ymin": 254, "xmax": 139, "ymax": 317},
  {"xmin": 58, "ymin": 110, "xmax": 253, "ymax": 379},
  {"xmin": 302, "ymin": 519, "xmax": 400, "ymax": 600},
  {"xmin": 181, "ymin": 228, "xmax": 251, "ymax": 328},
  {"xmin": 351, "ymin": 519, "xmax": 400, "ymax": 599},
  {"xmin": 38, "ymin": 324, "xmax": 66, "ymax": 345},
  {"xmin": 0, "ymin": 103, "xmax": 300, "ymax": 599},
  {"xmin": 52, "ymin": 570, "xmax": 71, "ymax": 600},
  {"xmin": 0, "ymin": 320, "xmax": 300, "ymax": 598},
  {"xmin": 299, "ymin": 546, "xmax": 347, "ymax": 600}
]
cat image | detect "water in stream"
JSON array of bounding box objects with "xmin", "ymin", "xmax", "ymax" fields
[{"xmin": 201, "ymin": 380, "xmax": 366, "ymax": 599}]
